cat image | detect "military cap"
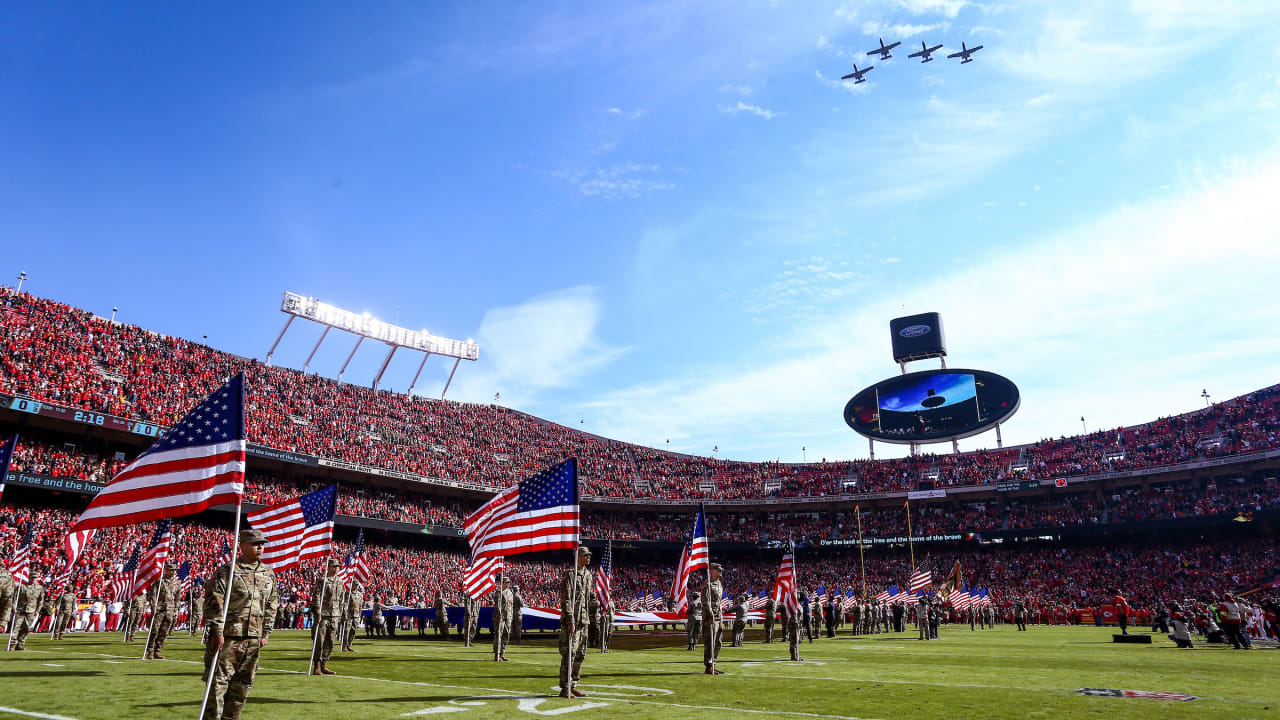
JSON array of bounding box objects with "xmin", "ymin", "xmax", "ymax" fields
[
  {"xmin": 240, "ymin": 528, "xmax": 268, "ymax": 545},
  {"xmin": 163, "ymin": 560, "xmax": 176, "ymax": 570},
  {"xmin": 577, "ymin": 545, "xmax": 592, "ymax": 556},
  {"xmin": 327, "ymin": 556, "xmax": 341, "ymax": 567},
  {"xmin": 709, "ymin": 562, "xmax": 724, "ymax": 572}
]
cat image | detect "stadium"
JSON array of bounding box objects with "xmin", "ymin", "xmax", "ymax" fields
[{"xmin": 4, "ymin": 3, "xmax": 1280, "ymax": 720}]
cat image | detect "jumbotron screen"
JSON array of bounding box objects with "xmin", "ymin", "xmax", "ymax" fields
[{"xmin": 843, "ymin": 368, "xmax": 1020, "ymax": 444}]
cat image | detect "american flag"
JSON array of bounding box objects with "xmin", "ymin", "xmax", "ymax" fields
[
  {"xmin": 630, "ymin": 591, "xmax": 645, "ymax": 612},
  {"xmin": 216, "ymin": 539, "xmax": 232, "ymax": 568},
  {"xmin": 131, "ymin": 519, "xmax": 173, "ymax": 598},
  {"xmin": 773, "ymin": 541, "xmax": 799, "ymax": 614},
  {"xmin": 177, "ymin": 560, "xmax": 193, "ymax": 596},
  {"xmin": 670, "ymin": 543, "xmax": 693, "ymax": 612},
  {"xmin": 341, "ymin": 529, "xmax": 370, "ymax": 590},
  {"xmin": 949, "ymin": 583, "xmax": 971, "ymax": 610},
  {"xmin": 977, "ymin": 588, "xmax": 992, "ymax": 607},
  {"xmin": 464, "ymin": 459, "xmax": 579, "ymax": 561},
  {"xmin": 889, "ymin": 584, "xmax": 909, "ymax": 603},
  {"xmin": 248, "ymin": 485, "xmax": 337, "ymax": 572},
  {"xmin": 645, "ymin": 591, "xmax": 662, "ymax": 611},
  {"xmin": 62, "ymin": 529, "xmax": 96, "ymax": 573},
  {"xmin": 463, "ymin": 556, "xmax": 503, "ymax": 599},
  {"xmin": 6, "ymin": 523, "xmax": 33, "ymax": 584},
  {"xmin": 71, "ymin": 374, "xmax": 246, "ymax": 532},
  {"xmin": 109, "ymin": 545, "xmax": 141, "ymax": 603},
  {"xmin": 720, "ymin": 592, "xmax": 735, "ymax": 612},
  {"xmin": 0, "ymin": 433, "xmax": 17, "ymax": 504},
  {"xmin": 687, "ymin": 505, "xmax": 709, "ymax": 573},
  {"xmin": 909, "ymin": 567, "xmax": 932, "ymax": 593},
  {"xmin": 844, "ymin": 589, "xmax": 860, "ymax": 611},
  {"xmin": 875, "ymin": 588, "xmax": 891, "ymax": 602},
  {"xmin": 593, "ymin": 540, "xmax": 613, "ymax": 609},
  {"xmin": 747, "ymin": 589, "xmax": 768, "ymax": 610}
]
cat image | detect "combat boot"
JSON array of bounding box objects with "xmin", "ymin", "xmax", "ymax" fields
[{"xmin": 320, "ymin": 662, "xmax": 336, "ymax": 675}]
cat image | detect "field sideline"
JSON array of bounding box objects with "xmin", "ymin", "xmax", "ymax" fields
[{"xmin": 0, "ymin": 625, "xmax": 1274, "ymax": 720}]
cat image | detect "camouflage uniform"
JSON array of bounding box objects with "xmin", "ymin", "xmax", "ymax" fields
[
  {"xmin": 343, "ymin": 583, "xmax": 364, "ymax": 651},
  {"xmin": 432, "ymin": 594, "xmax": 448, "ymax": 638},
  {"xmin": 511, "ymin": 589, "xmax": 524, "ymax": 644},
  {"xmin": 732, "ymin": 595, "xmax": 747, "ymax": 647},
  {"xmin": 763, "ymin": 597, "xmax": 777, "ymax": 643},
  {"xmin": 310, "ymin": 566, "xmax": 343, "ymax": 673},
  {"xmin": 0, "ymin": 563, "xmax": 14, "ymax": 634},
  {"xmin": 785, "ymin": 605, "xmax": 803, "ymax": 661},
  {"xmin": 124, "ymin": 595, "xmax": 145, "ymax": 642},
  {"xmin": 558, "ymin": 559, "xmax": 592, "ymax": 695},
  {"xmin": 462, "ymin": 595, "xmax": 478, "ymax": 646},
  {"xmin": 54, "ymin": 590, "xmax": 78, "ymax": 639},
  {"xmin": 600, "ymin": 599, "xmax": 614, "ymax": 653},
  {"xmin": 587, "ymin": 592, "xmax": 600, "ymax": 648},
  {"xmin": 202, "ymin": 550, "xmax": 279, "ymax": 720},
  {"xmin": 11, "ymin": 580, "xmax": 45, "ymax": 650},
  {"xmin": 493, "ymin": 584, "xmax": 513, "ymax": 661},
  {"xmin": 702, "ymin": 575, "xmax": 724, "ymax": 671},
  {"xmin": 189, "ymin": 583, "xmax": 205, "ymax": 637},
  {"xmin": 686, "ymin": 591, "xmax": 702, "ymax": 650},
  {"xmin": 146, "ymin": 570, "xmax": 182, "ymax": 659}
]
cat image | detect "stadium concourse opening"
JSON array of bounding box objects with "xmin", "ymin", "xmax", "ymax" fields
[{"xmin": 1, "ymin": 286, "xmax": 1278, "ymax": 720}]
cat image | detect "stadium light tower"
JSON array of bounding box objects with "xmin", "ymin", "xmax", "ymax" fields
[
  {"xmin": 264, "ymin": 292, "xmax": 479, "ymax": 397},
  {"xmin": 1081, "ymin": 416, "xmax": 1087, "ymax": 433},
  {"xmin": 111, "ymin": 306, "xmax": 118, "ymax": 322},
  {"xmin": 1201, "ymin": 389, "xmax": 1211, "ymax": 407},
  {"xmin": 16, "ymin": 271, "xmax": 27, "ymax": 293}
]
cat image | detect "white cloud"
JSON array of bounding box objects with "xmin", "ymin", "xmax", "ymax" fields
[
  {"xmin": 744, "ymin": 257, "xmax": 866, "ymax": 318},
  {"xmin": 569, "ymin": 163, "xmax": 674, "ymax": 198},
  {"xmin": 1027, "ymin": 93, "xmax": 1055, "ymax": 108},
  {"xmin": 719, "ymin": 101, "xmax": 779, "ymax": 119},
  {"xmin": 896, "ymin": 0, "xmax": 968, "ymax": 19},
  {"xmin": 604, "ymin": 107, "xmax": 646, "ymax": 119},
  {"xmin": 719, "ymin": 84, "xmax": 755, "ymax": 96},
  {"xmin": 582, "ymin": 153, "xmax": 1280, "ymax": 461},
  {"xmin": 450, "ymin": 287, "xmax": 627, "ymax": 407},
  {"xmin": 861, "ymin": 21, "xmax": 949, "ymax": 39}
]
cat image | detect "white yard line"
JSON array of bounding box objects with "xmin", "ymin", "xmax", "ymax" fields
[{"xmin": 0, "ymin": 707, "xmax": 81, "ymax": 720}]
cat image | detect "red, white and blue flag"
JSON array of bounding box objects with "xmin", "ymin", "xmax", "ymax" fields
[
  {"xmin": 6, "ymin": 523, "xmax": 34, "ymax": 584},
  {"xmin": 0, "ymin": 434, "xmax": 17, "ymax": 504},
  {"xmin": 644, "ymin": 591, "xmax": 663, "ymax": 611},
  {"xmin": 248, "ymin": 485, "xmax": 337, "ymax": 572},
  {"xmin": 72, "ymin": 375, "xmax": 246, "ymax": 532},
  {"xmin": 177, "ymin": 560, "xmax": 194, "ymax": 596},
  {"xmin": 687, "ymin": 505, "xmax": 709, "ymax": 573},
  {"xmin": 949, "ymin": 583, "xmax": 971, "ymax": 611},
  {"xmin": 131, "ymin": 519, "xmax": 173, "ymax": 597},
  {"xmin": 889, "ymin": 584, "xmax": 909, "ymax": 603},
  {"xmin": 747, "ymin": 589, "xmax": 769, "ymax": 610},
  {"xmin": 108, "ymin": 545, "xmax": 141, "ymax": 603},
  {"xmin": 61, "ymin": 529, "xmax": 96, "ymax": 575},
  {"xmin": 670, "ymin": 544, "xmax": 692, "ymax": 612},
  {"xmin": 464, "ymin": 459, "xmax": 579, "ymax": 561},
  {"xmin": 720, "ymin": 592, "xmax": 735, "ymax": 612},
  {"xmin": 341, "ymin": 529, "xmax": 370, "ymax": 590},
  {"xmin": 216, "ymin": 539, "xmax": 232, "ymax": 568},
  {"xmin": 909, "ymin": 567, "xmax": 931, "ymax": 593},
  {"xmin": 844, "ymin": 589, "xmax": 860, "ymax": 611},
  {"xmin": 463, "ymin": 556, "xmax": 503, "ymax": 599},
  {"xmin": 773, "ymin": 541, "xmax": 799, "ymax": 614},
  {"xmin": 593, "ymin": 540, "xmax": 613, "ymax": 609}
]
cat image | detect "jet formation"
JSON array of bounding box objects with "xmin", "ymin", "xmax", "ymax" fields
[{"xmin": 839, "ymin": 36, "xmax": 982, "ymax": 85}]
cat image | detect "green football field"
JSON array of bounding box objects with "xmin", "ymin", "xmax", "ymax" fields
[{"xmin": 0, "ymin": 625, "xmax": 1275, "ymax": 720}]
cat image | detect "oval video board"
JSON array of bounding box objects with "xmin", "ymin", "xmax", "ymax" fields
[{"xmin": 844, "ymin": 368, "xmax": 1020, "ymax": 444}]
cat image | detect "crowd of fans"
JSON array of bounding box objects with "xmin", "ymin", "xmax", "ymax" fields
[
  {"xmin": 4, "ymin": 500, "xmax": 1276, "ymax": 622},
  {"xmin": 4, "ymin": 288, "xmax": 1280, "ymax": 502}
]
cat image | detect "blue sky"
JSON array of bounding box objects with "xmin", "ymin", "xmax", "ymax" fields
[{"xmin": 3, "ymin": 1, "xmax": 1280, "ymax": 463}]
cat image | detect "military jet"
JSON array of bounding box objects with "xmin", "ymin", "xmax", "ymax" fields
[
  {"xmin": 841, "ymin": 62, "xmax": 874, "ymax": 84},
  {"xmin": 907, "ymin": 41, "xmax": 944, "ymax": 63},
  {"xmin": 947, "ymin": 41, "xmax": 984, "ymax": 64},
  {"xmin": 866, "ymin": 38, "xmax": 901, "ymax": 60}
]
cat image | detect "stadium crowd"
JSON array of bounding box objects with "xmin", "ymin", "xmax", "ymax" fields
[{"xmin": 4, "ymin": 287, "xmax": 1280, "ymax": 502}]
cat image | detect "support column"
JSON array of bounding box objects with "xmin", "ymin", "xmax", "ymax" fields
[
  {"xmin": 265, "ymin": 316, "xmax": 295, "ymax": 366},
  {"xmin": 952, "ymin": 438, "xmax": 959, "ymax": 454},
  {"xmin": 303, "ymin": 327, "xmax": 330, "ymax": 373},
  {"xmin": 868, "ymin": 438, "xmax": 875, "ymax": 461},
  {"xmin": 338, "ymin": 336, "xmax": 364, "ymax": 384},
  {"xmin": 372, "ymin": 345, "xmax": 398, "ymax": 390},
  {"xmin": 407, "ymin": 352, "xmax": 432, "ymax": 395},
  {"xmin": 995, "ymin": 423, "xmax": 1003, "ymax": 448},
  {"xmin": 441, "ymin": 358, "xmax": 461, "ymax": 399}
]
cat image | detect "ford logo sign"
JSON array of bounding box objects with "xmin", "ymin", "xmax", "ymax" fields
[{"xmin": 899, "ymin": 325, "xmax": 931, "ymax": 338}]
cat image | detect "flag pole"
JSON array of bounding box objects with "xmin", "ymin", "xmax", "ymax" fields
[
  {"xmin": 905, "ymin": 500, "xmax": 915, "ymax": 572},
  {"xmin": 856, "ymin": 505, "xmax": 866, "ymax": 599},
  {"xmin": 4, "ymin": 582, "xmax": 24, "ymax": 651},
  {"xmin": 566, "ymin": 544, "xmax": 576, "ymax": 699},
  {"xmin": 196, "ymin": 501, "xmax": 242, "ymax": 720},
  {"xmin": 307, "ymin": 559, "xmax": 330, "ymax": 675}
]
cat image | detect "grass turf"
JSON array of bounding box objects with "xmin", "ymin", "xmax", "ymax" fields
[{"xmin": 0, "ymin": 625, "xmax": 1275, "ymax": 719}]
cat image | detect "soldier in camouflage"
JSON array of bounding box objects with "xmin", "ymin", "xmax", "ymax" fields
[
  {"xmin": 189, "ymin": 579, "xmax": 205, "ymax": 637},
  {"xmin": 558, "ymin": 546, "xmax": 592, "ymax": 698},
  {"xmin": 493, "ymin": 576, "xmax": 513, "ymax": 661},
  {"xmin": 686, "ymin": 589, "xmax": 702, "ymax": 650},
  {"xmin": 342, "ymin": 580, "xmax": 364, "ymax": 652},
  {"xmin": 587, "ymin": 591, "xmax": 600, "ymax": 649},
  {"xmin": 511, "ymin": 585, "xmax": 524, "ymax": 645},
  {"xmin": 462, "ymin": 593, "xmax": 479, "ymax": 647},
  {"xmin": 123, "ymin": 594, "xmax": 145, "ymax": 643},
  {"xmin": 731, "ymin": 593, "xmax": 747, "ymax": 647},
  {"xmin": 54, "ymin": 586, "xmax": 78, "ymax": 640},
  {"xmin": 10, "ymin": 569, "xmax": 45, "ymax": 650},
  {"xmin": 432, "ymin": 591, "xmax": 448, "ymax": 639},
  {"xmin": 785, "ymin": 601, "xmax": 804, "ymax": 662},
  {"xmin": 763, "ymin": 595, "xmax": 777, "ymax": 643},
  {"xmin": 0, "ymin": 550, "xmax": 13, "ymax": 634},
  {"xmin": 600, "ymin": 596, "xmax": 614, "ymax": 653},
  {"xmin": 702, "ymin": 563, "xmax": 725, "ymax": 674},
  {"xmin": 146, "ymin": 561, "xmax": 183, "ymax": 659},
  {"xmin": 202, "ymin": 528, "xmax": 279, "ymax": 720},
  {"xmin": 310, "ymin": 557, "xmax": 342, "ymax": 675}
]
